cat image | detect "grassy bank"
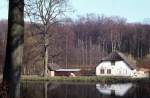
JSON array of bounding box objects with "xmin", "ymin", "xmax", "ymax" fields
[{"xmin": 21, "ymin": 75, "xmax": 150, "ymax": 83}]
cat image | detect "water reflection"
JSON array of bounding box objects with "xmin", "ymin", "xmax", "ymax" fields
[
  {"xmin": 96, "ymin": 83, "xmax": 133, "ymax": 96},
  {"xmin": 20, "ymin": 81, "xmax": 150, "ymax": 98}
]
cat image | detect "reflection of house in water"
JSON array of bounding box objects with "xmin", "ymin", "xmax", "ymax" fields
[{"xmin": 96, "ymin": 83, "xmax": 133, "ymax": 96}]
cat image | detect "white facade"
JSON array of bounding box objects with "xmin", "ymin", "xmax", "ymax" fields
[{"xmin": 96, "ymin": 61, "xmax": 136, "ymax": 76}]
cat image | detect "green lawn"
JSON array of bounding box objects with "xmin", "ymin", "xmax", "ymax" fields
[{"xmin": 21, "ymin": 75, "xmax": 150, "ymax": 83}]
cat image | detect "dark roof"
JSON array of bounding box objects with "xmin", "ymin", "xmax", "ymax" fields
[
  {"xmin": 102, "ymin": 52, "xmax": 123, "ymax": 61},
  {"xmin": 48, "ymin": 63, "xmax": 61, "ymax": 71},
  {"xmin": 101, "ymin": 51, "xmax": 136, "ymax": 69}
]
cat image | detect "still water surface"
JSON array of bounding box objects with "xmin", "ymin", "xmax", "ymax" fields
[{"xmin": 20, "ymin": 81, "xmax": 150, "ymax": 98}]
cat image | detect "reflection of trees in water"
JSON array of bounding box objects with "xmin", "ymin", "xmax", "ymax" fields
[
  {"xmin": 20, "ymin": 82, "xmax": 45, "ymax": 98},
  {"xmin": 47, "ymin": 83, "xmax": 102, "ymax": 98},
  {"xmin": 134, "ymin": 83, "xmax": 150, "ymax": 98},
  {"xmin": 20, "ymin": 82, "xmax": 150, "ymax": 98},
  {"xmin": 21, "ymin": 82, "xmax": 103, "ymax": 98}
]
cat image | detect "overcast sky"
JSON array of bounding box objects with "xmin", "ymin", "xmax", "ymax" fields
[{"xmin": 1, "ymin": 0, "xmax": 150, "ymax": 23}]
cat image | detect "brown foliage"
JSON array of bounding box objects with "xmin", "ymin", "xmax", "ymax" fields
[{"xmin": 0, "ymin": 14, "xmax": 150, "ymax": 74}]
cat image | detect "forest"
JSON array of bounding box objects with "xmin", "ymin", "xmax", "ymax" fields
[{"xmin": 0, "ymin": 15, "xmax": 150, "ymax": 74}]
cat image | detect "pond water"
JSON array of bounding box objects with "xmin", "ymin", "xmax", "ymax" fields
[{"xmin": 20, "ymin": 81, "xmax": 150, "ymax": 98}]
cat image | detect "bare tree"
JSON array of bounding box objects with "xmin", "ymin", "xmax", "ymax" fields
[{"xmin": 25, "ymin": 0, "xmax": 71, "ymax": 77}]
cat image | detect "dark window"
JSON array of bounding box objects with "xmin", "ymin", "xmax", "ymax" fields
[
  {"xmin": 111, "ymin": 61, "xmax": 115, "ymax": 66},
  {"xmin": 107, "ymin": 69, "xmax": 111, "ymax": 74},
  {"xmin": 100, "ymin": 69, "xmax": 104, "ymax": 74}
]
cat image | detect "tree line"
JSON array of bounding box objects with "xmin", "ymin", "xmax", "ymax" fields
[{"xmin": 0, "ymin": 15, "xmax": 150, "ymax": 74}]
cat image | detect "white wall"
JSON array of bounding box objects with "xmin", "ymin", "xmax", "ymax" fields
[
  {"xmin": 96, "ymin": 61, "xmax": 134, "ymax": 76},
  {"xmin": 48, "ymin": 71, "xmax": 55, "ymax": 77}
]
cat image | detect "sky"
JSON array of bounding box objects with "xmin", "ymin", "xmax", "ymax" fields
[
  {"xmin": 0, "ymin": 0, "xmax": 8, "ymax": 20},
  {"xmin": 0, "ymin": 0, "xmax": 150, "ymax": 23}
]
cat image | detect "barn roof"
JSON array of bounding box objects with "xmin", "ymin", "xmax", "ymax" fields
[
  {"xmin": 48, "ymin": 63, "xmax": 61, "ymax": 71},
  {"xmin": 48, "ymin": 63, "xmax": 81, "ymax": 71},
  {"xmin": 56, "ymin": 69, "xmax": 80, "ymax": 72},
  {"xmin": 101, "ymin": 51, "xmax": 136, "ymax": 69}
]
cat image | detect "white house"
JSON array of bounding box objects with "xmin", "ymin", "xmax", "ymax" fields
[{"xmin": 96, "ymin": 52, "xmax": 136, "ymax": 77}]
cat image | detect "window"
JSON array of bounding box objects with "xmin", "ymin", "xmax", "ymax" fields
[
  {"xmin": 100, "ymin": 69, "xmax": 105, "ymax": 74},
  {"xmin": 107, "ymin": 69, "xmax": 111, "ymax": 74},
  {"xmin": 111, "ymin": 61, "xmax": 115, "ymax": 66}
]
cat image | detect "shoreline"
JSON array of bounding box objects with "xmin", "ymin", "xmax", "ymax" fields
[{"xmin": 21, "ymin": 75, "xmax": 150, "ymax": 83}]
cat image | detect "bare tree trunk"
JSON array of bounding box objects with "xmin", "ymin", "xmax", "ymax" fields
[
  {"xmin": 2, "ymin": 0, "xmax": 24, "ymax": 98},
  {"xmin": 85, "ymin": 40, "xmax": 88, "ymax": 66},
  {"xmin": 65, "ymin": 33, "xmax": 68, "ymax": 68},
  {"xmin": 89, "ymin": 37, "xmax": 92, "ymax": 66},
  {"xmin": 43, "ymin": 42, "xmax": 48, "ymax": 77},
  {"xmin": 81, "ymin": 40, "xmax": 85, "ymax": 66}
]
